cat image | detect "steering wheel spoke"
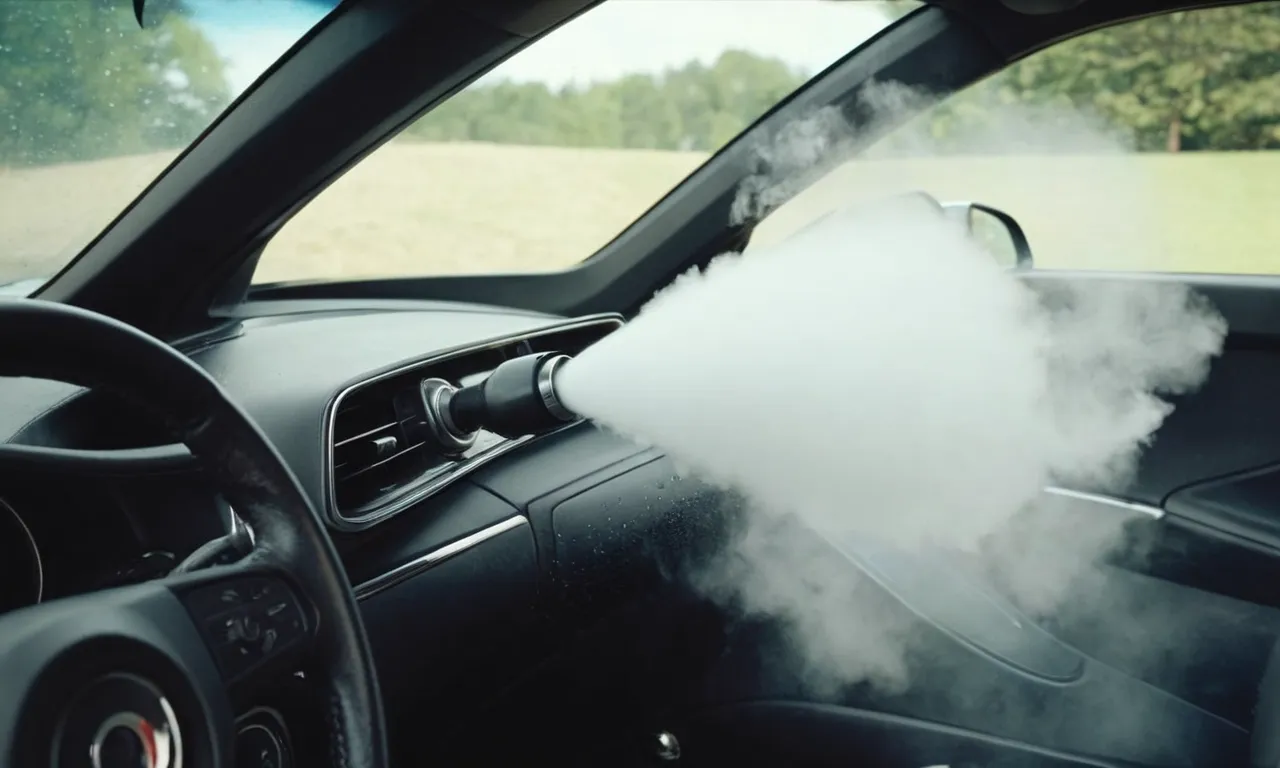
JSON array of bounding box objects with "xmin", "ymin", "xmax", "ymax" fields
[{"xmin": 167, "ymin": 562, "xmax": 315, "ymax": 693}]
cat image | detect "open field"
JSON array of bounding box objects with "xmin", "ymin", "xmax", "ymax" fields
[{"xmin": 2, "ymin": 141, "xmax": 1279, "ymax": 286}]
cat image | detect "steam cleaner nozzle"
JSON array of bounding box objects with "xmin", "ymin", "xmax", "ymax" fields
[{"xmin": 435, "ymin": 352, "xmax": 576, "ymax": 442}]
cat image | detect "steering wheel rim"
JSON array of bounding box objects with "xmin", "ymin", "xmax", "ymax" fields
[{"xmin": 0, "ymin": 299, "xmax": 387, "ymax": 768}]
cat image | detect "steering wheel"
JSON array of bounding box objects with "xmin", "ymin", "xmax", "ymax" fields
[{"xmin": 0, "ymin": 300, "xmax": 387, "ymax": 768}]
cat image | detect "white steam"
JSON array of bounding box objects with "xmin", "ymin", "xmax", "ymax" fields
[{"xmin": 554, "ymin": 82, "xmax": 1227, "ymax": 694}]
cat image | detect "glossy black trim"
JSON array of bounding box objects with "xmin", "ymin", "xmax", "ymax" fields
[{"xmin": 353, "ymin": 516, "xmax": 527, "ymax": 600}]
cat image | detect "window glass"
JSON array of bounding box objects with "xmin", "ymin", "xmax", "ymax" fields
[
  {"xmin": 253, "ymin": 0, "xmax": 916, "ymax": 284},
  {"xmin": 750, "ymin": 3, "xmax": 1280, "ymax": 275},
  {"xmin": 0, "ymin": 0, "xmax": 337, "ymax": 294}
]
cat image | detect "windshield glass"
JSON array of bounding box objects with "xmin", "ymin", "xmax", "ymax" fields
[
  {"xmin": 0, "ymin": 0, "xmax": 338, "ymax": 290},
  {"xmin": 253, "ymin": 0, "xmax": 915, "ymax": 284}
]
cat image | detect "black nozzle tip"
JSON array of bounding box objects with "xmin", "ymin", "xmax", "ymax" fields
[
  {"xmin": 447, "ymin": 384, "xmax": 488, "ymax": 435},
  {"xmin": 445, "ymin": 353, "xmax": 576, "ymax": 440}
]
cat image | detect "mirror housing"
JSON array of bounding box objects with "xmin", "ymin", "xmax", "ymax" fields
[{"xmin": 942, "ymin": 202, "xmax": 1033, "ymax": 269}]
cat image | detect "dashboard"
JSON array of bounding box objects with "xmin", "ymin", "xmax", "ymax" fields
[
  {"xmin": 1, "ymin": 297, "xmax": 1274, "ymax": 768},
  {"xmin": 0, "ymin": 298, "xmax": 629, "ymax": 610},
  {"xmin": 0, "ymin": 300, "xmax": 633, "ymax": 766}
]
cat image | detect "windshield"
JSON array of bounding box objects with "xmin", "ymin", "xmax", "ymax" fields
[
  {"xmin": 253, "ymin": 0, "xmax": 914, "ymax": 284},
  {"xmin": 0, "ymin": 0, "xmax": 338, "ymax": 290}
]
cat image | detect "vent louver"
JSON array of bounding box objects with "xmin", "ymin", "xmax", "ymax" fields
[
  {"xmin": 331, "ymin": 378, "xmax": 436, "ymax": 515},
  {"xmin": 326, "ymin": 315, "xmax": 622, "ymax": 530}
]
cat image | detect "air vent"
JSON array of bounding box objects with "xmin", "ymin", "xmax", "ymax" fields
[
  {"xmin": 326, "ymin": 314, "xmax": 622, "ymax": 530},
  {"xmin": 331, "ymin": 378, "xmax": 437, "ymax": 516}
]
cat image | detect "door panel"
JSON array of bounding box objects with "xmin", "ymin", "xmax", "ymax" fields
[
  {"xmin": 672, "ymin": 270, "xmax": 1280, "ymax": 766},
  {"xmin": 678, "ymin": 509, "xmax": 1257, "ymax": 767},
  {"xmin": 1018, "ymin": 275, "xmax": 1280, "ymax": 508}
]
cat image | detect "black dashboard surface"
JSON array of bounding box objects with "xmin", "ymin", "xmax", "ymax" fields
[
  {"xmin": 0, "ymin": 303, "xmax": 568, "ymax": 511},
  {"xmin": 2, "ymin": 297, "xmax": 1276, "ymax": 520},
  {"xmin": 2, "ymin": 298, "xmax": 1278, "ymax": 768}
]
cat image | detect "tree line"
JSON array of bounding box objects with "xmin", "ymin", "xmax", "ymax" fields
[
  {"xmin": 405, "ymin": 2, "xmax": 1280, "ymax": 154},
  {"xmin": 947, "ymin": 3, "xmax": 1280, "ymax": 152},
  {"xmin": 0, "ymin": 1, "xmax": 228, "ymax": 167},
  {"xmin": 403, "ymin": 50, "xmax": 808, "ymax": 152},
  {"xmin": 2, "ymin": 0, "xmax": 1278, "ymax": 169}
]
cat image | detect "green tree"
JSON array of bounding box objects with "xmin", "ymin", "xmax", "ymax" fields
[
  {"xmin": 0, "ymin": 0, "xmax": 229, "ymax": 166},
  {"xmin": 614, "ymin": 74, "xmax": 681, "ymax": 149},
  {"xmin": 936, "ymin": 3, "xmax": 1280, "ymax": 152},
  {"xmin": 555, "ymin": 84, "xmax": 626, "ymax": 147},
  {"xmin": 402, "ymin": 50, "xmax": 807, "ymax": 152},
  {"xmin": 1055, "ymin": 6, "xmax": 1280, "ymax": 151}
]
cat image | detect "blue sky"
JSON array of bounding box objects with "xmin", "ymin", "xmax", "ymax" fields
[
  {"xmin": 189, "ymin": 0, "xmax": 901, "ymax": 94},
  {"xmin": 188, "ymin": 0, "xmax": 336, "ymax": 93}
]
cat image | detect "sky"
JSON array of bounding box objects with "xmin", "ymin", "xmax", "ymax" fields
[
  {"xmin": 188, "ymin": 0, "xmax": 336, "ymax": 93},
  {"xmin": 190, "ymin": 0, "xmax": 904, "ymax": 94}
]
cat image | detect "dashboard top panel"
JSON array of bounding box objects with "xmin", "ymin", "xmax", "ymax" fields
[{"xmin": 0, "ymin": 301, "xmax": 598, "ymax": 518}]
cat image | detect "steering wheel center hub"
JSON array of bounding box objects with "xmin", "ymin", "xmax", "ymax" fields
[{"xmin": 55, "ymin": 674, "xmax": 182, "ymax": 768}]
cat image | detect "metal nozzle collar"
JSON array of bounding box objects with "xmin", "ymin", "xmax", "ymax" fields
[
  {"xmin": 421, "ymin": 377, "xmax": 476, "ymax": 454},
  {"xmin": 536, "ymin": 354, "xmax": 575, "ymax": 422}
]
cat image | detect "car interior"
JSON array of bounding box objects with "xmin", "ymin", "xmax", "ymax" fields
[{"xmin": 3, "ymin": 0, "xmax": 1280, "ymax": 766}]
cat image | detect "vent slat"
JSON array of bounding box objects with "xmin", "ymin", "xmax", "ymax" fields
[
  {"xmin": 336, "ymin": 439, "xmax": 426, "ymax": 482},
  {"xmin": 334, "ymin": 422, "xmax": 399, "ymax": 449}
]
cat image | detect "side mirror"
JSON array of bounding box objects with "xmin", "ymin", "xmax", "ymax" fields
[{"xmin": 942, "ymin": 202, "xmax": 1033, "ymax": 269}]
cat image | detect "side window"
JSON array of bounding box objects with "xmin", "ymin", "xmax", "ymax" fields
[
  {"xmin": 252, "ymin": 1, "xmax": 913, "ymax": 285},
  {"xmin": 750, "ymin": 3, "xmax": 1280, "ymax": 275}
]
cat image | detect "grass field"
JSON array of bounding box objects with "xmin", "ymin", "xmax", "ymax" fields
[{"xmin": 2, "ymin": 141, "xmax": 1278, "ymax": 286}]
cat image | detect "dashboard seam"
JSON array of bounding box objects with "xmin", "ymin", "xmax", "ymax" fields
[{"xmin": 353, "ymin": 515, "xmax": 528, "ymax": 601}]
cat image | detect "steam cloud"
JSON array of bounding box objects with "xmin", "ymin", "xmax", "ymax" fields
[{"xmin": 555, "ymin": 82, "xmax": 1227, "ymax": 697}]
